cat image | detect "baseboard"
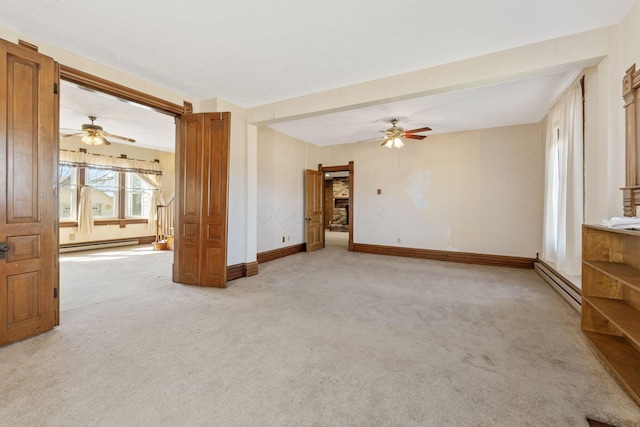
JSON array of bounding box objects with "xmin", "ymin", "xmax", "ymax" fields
[
  {"xmin": 60, "ymin": 236, "xmax": 156, "ymax": 253},
  {"xmin": 246, "ymin": 261, "xmax": 259, "ymax": 277},
  {"xmin": 257, "ymin": 243, "xmax": 305, "ymax": 264},
  {"xmin": 352, "ymin": 243, "xmax": 535, "ymax": 269},
  {"xmin": 226, "ymin": 261, "xmax": 260, "ymax": 282},
  {"xmin": 534, "ymin": 260, "xmax": 581, "ymax": 312}
]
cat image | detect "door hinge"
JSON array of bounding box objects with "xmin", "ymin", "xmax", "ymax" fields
[
  {"xmin": 53, "ymin": 288, "xmax": 58, "ymax": 298},
  {"xmin": 53, "ymin": 83, "xmax": 58, "ymax": 94},
  {"xmin": 53, "ymin": 186, "xmax": 58, "ymax": 197}
]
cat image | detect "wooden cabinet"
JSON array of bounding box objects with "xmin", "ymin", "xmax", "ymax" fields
[{"xmin": 581, "ymin": 225, "xmax": 640, "ymax": 405}]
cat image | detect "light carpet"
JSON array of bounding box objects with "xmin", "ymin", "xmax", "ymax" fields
[{"xmin": 1, "ymin": 234, "xmax": 639, "ymax": 426}]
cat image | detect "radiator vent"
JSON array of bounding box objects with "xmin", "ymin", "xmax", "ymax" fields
[
  {"xmin": 60, "ymin": 240, "xmax": 139, "ymax": 253},
  {"xmin": 534, "ymin": 262, "xmax": 581, "ymax": 313}
]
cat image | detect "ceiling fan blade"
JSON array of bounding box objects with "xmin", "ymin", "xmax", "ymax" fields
[
  {"xmin": 406, "ymin": 126, "xmax": 432, "ymax": 134},
  {"xmin": 99, "ymin": 136, "xmax": 111, "ymax": 145},
  {"xmin": 60, "ymin": 132, "xmax": 84, "ymax": 138},
  {"xmin": 405, "ymin": 135, "xmax": 427, "ymax": 140},
  {"xmin": 102, "ymin": 132, "xmax": 135, "ymax": 143},
  {"xmin": 357, "ymin": 137, "xmax": 384, "ymax": 143}
]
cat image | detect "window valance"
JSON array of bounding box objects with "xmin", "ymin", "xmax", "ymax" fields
[{"xmin": 59, "ymin": 150, "xmax": 162, "ymax": 176}]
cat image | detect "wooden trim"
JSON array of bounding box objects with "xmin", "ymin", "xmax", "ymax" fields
[
  {"xmin": 59, "ymin": 236, "xmax": 155, "ymax": 248},
  {"xmin": 320, "ymin": 162, "xmax": 355, "ymax": 251},
  {"xmin": 227, "ymin": 264, "xmax": 245, "ymax": 281},
  {"xmin": 59, "ymin": 218, "xmax": 148, "ymax": 228},
  {"xmin": 226, "ymin": 261, "xmax": 260, "ymax": 281},
  {"xmin": 321, "ymin": 165, "xmax": 351, "ymax": 172},
  {"xmin": 59, "ymin": 65, "xmax": 183, "ymax": 115},
  {"xmin": 352, "ymin": 243, "xmax": 535, "ymax": 269},
  {"xmin": 18, "ymin": 40, "xmax": 38, "ymax": 51},
  {"xmin": 246, "ymin": 261, "xmax": 259, "ymax": 277},
  {"xmin": 257, "ymin": 243, "xmax": 305, "ymax": 264},
  {"xmin": 137, "ymin": 236, "xmax": 157, "ymax": 245}
]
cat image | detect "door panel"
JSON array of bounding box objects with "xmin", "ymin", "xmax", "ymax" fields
[
  {"xmin": 0, "ymin": 39, "xmax": 57, "ymax": 346},
  {"xmin": 305, "ymin": 169, "xmax": 323, "ymax": 252},
  {"xmin": 174, "ymin": 112, "xmax": 229, "ymax": 287}
]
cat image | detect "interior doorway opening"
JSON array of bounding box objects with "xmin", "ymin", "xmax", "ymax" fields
[
  {"xmin": 57, "ymin": 67, "xmax": 181, "ymax": 317},
  {"xmin": 319, "ymin": 162, "xmax": 354, "ymax": 251}
]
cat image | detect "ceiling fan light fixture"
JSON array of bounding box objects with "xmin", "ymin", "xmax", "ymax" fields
[
  {"xmin": 81, "ymin": 133, "xmax": 103, "ymax": 146},
  {"xmin": 383, "ymin": 137, "xmax": 404, "ymax": 148}
]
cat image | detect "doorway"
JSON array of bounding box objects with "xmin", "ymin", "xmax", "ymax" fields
[
  {"xmin": 319, "ymin": 162, "xmax": 354, "ymax": 251},
  {"xmin": 58, "ymin": 68, "xmax": 180, "ymax": 313}
]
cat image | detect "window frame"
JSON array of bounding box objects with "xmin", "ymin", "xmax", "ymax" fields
[{"xmin": 59, "ymin": 166, "xmax": 154, "ymax": 228}]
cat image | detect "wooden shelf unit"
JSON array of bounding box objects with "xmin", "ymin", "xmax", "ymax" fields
[{"xmin": 581, "ymin": 225, "xmax": 640, "ymax": 405}]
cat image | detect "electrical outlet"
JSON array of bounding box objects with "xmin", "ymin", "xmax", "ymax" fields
[
  {"xmin": 397, "ymin": 237, "xmax": 401, "ymax": 243},
  {"xmin": 287, "ymin": 236, "xmax": 290, "ymax": 241},
  {"xmin": 282, "ymin": 236, "xmax": 285, "ymax": 243}
]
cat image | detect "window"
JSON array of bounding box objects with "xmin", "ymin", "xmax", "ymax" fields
[
  {"xmin": 58, "ymin": 166, "xmax": 156, "ymax": 223},
  {"xmin": 87, "ymin": 169, "xmax": 119, "ymax": 219},
  {"xmin": 59, "ymin": 165, "xmax": 78, "ymax": 220},
  {"xmin": 125, "ymin": 172, "xmax": 154, "ymax": 218}
]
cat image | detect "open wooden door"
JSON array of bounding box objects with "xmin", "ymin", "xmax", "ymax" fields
[
  {"xmin": 0, "ymin": 40, "xmax": 58, "ymax": 346},
  {"xmin": 305, "ymin": 169, "xmax": 324, "ymax": 252},
  {"xmin": 173, "ymin": 112, "xmax": 230, "ymax": 287}
]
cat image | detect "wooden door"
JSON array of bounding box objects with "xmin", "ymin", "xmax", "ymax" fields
[
  {"xmin": 305, "ymin": 169, "xmax": 323, "ymax": 252},
  {"xmin": 324, "ymin": 179, "xmax": 333, "ymax": 229},
  {"xmin": 0, "ymin": 40, "xmax": 58, "ymax": 346},
  {"xmin": 174, "ymin": 112, "xmax": 229, "ymax": 287}
]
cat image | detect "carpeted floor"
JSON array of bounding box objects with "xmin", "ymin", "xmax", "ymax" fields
[{"xmin": 1, "ymin": 233, "xmax": 639, "ymax": 426}]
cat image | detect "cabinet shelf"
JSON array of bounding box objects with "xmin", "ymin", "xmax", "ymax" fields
[
  {"xmin": 584, "ymin": 296, "xmax": 640, "ymax": 350},
  {"xmin": 583, "ymin": 331, "xmax": 640, "ymax": 404},
  {"xmin": 584, "ymin": 260, "xmax": 640, "ymax": 291},
  {"xmin": 582, "ymin": 225, "xmax": 640, "ymax": 406}
]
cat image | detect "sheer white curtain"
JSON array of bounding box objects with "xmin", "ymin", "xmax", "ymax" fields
[
  {"xmin": 138, "ymin": 173, "xmax": 164, "ymax": 228},
  {"xmin": 542, "ymin": 81, "xmax": 583, "ymax": 276},
  {"xmin": 77, "ymin": 186, "xmax": 94, "ymax": 235}
]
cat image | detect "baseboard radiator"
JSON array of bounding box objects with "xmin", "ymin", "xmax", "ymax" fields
[
  {"xmin": 534, "ymin": 262, "xmax": 581, "ymax": 313},
  {"xmin": 60, "ymin": 239, "xmax": 140, "ymax": 253}
]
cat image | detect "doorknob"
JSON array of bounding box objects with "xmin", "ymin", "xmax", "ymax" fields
[{"xmin": 0, "ymin": 242, "xmax": 8, "ymax": 260}]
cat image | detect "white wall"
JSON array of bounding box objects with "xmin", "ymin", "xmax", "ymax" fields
[
  {"xmin": 360, "ymin": 125, "xmax": 542, "ymax": 256},
  {"xmin": 257, "ymin": 127, "xmax": 310, "ymax": 253},
  {"xmin": 259, "ymin": 123, "xmax": 543, "ymax": 258}
]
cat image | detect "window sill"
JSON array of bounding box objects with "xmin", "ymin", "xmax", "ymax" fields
[{"xmin": 60, "ymin": 219, "xmax": 149, "ymax": 228}]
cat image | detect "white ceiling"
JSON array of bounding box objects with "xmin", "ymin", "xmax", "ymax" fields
[
  {"xmin": 0, "ymin": 0, "xmax": 635, "ymax": 151},
  {"xmin": 59, "ymin": 81, "xmax": 176, "ymax": 152}
]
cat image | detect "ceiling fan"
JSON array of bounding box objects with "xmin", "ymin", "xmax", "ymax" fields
[
  {"xmin": 60, "ymin": 116, "xmax": 136, "ymax": 146},
  {"xmin": 363, "ymin": 118, "xmax": 432, "ymax": 148}
]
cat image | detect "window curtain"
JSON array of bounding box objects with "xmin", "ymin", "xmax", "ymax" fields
[
  {"xmin": 542, "ymin": 81, "xmax": 583, "ymax": 276},
  {"xmin": 77, "ymin": 186, "xmax": 94, "ymax": 235},
  {"xmin": 59, "ymin": 150, "xmax": 162, "ymax": 176},
  {"xmin": 138, "ymin": 173, "xmax": 165, "ymax": 228},
  {"xmin": 60, "ymin": 150, "xmax": 163, "ymax": 231}
]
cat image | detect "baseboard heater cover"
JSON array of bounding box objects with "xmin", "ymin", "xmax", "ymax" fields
[
  {"xmin": 60, "ymin": 239, "xmax": 140, "ymax": 253},
  {"xmin": 534, "ymin": 262, "xmax": 581, "ymax": 313}
]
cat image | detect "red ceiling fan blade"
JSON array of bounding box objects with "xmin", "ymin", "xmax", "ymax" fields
[
  {"xmin": 406, "ymin": 126, "xmax": 432, "ymax": 134},
  {"xmin": 405, "ymin": 134, "xmax": 427, "ymax": 140}
]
